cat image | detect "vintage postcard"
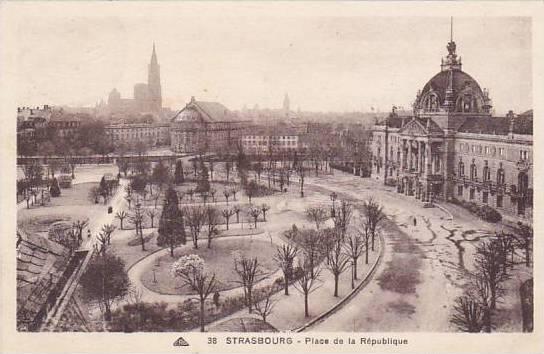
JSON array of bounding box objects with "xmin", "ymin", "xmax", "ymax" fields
[{"xmin": 1, "ymin": 1, "xmax": 543, "ymax": 353}]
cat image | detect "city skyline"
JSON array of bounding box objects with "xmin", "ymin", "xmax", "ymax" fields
[{"xmin": 14, "ymin": 15, "xmax": 531, "ymax": 115}]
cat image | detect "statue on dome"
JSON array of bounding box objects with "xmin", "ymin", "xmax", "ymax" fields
[{"xmin": 447, "ymin": 41, "xmax": 456, "ymax": 56}]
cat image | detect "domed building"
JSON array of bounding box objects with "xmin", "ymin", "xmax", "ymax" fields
[{"xmin": 371, "ymin": 35, "xmax": 533, "ymax": 222}]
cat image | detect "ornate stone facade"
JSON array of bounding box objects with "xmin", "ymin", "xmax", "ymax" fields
[{"xmin": 371, "ymin": 38, "xmax": 533, "ymax": 222}]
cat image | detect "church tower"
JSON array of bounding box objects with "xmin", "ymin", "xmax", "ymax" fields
[
  {"xmin": 148, "ymin": 43, "xmax": 162, "ymax": 113},
  {"xmin": 283, "ymin": 93, "xmax": 290, "ymax": 117}
]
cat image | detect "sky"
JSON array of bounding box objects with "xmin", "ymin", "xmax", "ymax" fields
[{"xmin": 13, "ymin": 10, "xmax": 532, "ymax": 115}]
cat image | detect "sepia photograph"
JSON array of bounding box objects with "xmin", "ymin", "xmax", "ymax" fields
[{"xmin": 1, "ymin": 2, "xmax": 542, "ymax": 353}]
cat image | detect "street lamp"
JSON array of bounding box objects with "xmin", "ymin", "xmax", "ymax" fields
[{"xmin": 330, "ymin": 192, "xmax": 338, "ymax": 217}]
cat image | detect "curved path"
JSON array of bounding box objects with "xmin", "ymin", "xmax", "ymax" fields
[
  {"xmin": 127, "ymin": 233, "xmax": 288, "ymax": 304},
  {"xmin": 303, "ymin": 173, "xmax": 499, "ymax": 331}
]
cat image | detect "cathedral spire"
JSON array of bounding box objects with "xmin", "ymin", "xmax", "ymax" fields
[
  {"xmin": 148, "ymin": 43, "xmax": 162, "ymax": 112},
  {"xmin": 151, "ymin": 42, "xmax": 158, "ymax": 65}
]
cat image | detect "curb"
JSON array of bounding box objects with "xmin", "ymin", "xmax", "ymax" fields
[
  {"xmin": 293, "ymin": 230, "xmax": 385, "ymax": 332},
  {"xmin": 434, "ymin": 203, "xmax": 454, "ymax": 221}
]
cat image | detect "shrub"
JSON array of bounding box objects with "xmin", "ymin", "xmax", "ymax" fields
[
  {"xmin": 452, "ymin": 198, "xmax": 502, "ymax": 223},
  {"xmin": 385, "ymin": 178, "xmax": 397, "ymax": 187},
  {"xmin": 479, "ymin": 205, "xmax": 502, "ymax": 223},
  {"xmin": 50, "ymin": 178, "xmax": 61, "ymax": 197}
]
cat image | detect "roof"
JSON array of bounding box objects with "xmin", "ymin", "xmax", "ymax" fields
[
  {"xmin": 172, "ymin": 99, "xmax": 241, "ymax": 123},
  {"xmin": 245, "ymin": 125, "xmax": 301, "ymax": 137},
  {"xmin": 49, "ymin": 111, "xmax": 88, "ymax": 122},
  {"xmin": 457, "ymin": 115, "xmax": 533, "ymax": 135},
  {"xmin": 414, "ymin": 68, "xmax": 490, "ymax": 114},
  {"xmin": 17, "ymin": 230, "xmax": 71, "ymax": 330}
]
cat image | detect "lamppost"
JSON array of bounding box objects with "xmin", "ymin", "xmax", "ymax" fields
[{"xmin": 330, "ymin": 192, "xmax": 337, "ymax": 217}]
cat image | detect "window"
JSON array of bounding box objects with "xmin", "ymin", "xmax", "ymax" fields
[
  {"xmin": 485, "ymin": 146, "xmax": 490, "ymax": 155},
  {"xmin": 470, "ymin": 188, "xmax": 475, "ymax": 200},
  {"xmin": 482, "ymin": 191, "xmax": 488, "ymax": 204},
  {"xmin": 458, "ymin": 160, "xmax": 465, "ymax": 177},
  {"xmin": 470, "ymin": 160, "xmax": 477, "ymax": 181},
  {"xmin": 498, "ymin": 147, "xmax": 505, "ymax": 157},
  {"xmin": 496, "ymin": 195, "xmax": 503, "ymax": 208},
  {"xmin": 483, "ymin": 161, "xmax": 490, "ymax": 182},
  {"xmin": 458, "ymin": 185, "xmax": 463, "ymax": 196},
  {"xmin": 497, "ymin": 164, "xmax": 505, "ymax": 185}
]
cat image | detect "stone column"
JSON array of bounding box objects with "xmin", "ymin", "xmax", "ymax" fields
[
  {"xmin": 408, "ymin": 139, "xmax": 412, "ymax": 171},
  {"xmin": 400, "ymin": 139, "xmax": 405, "ymax": 171},
  {"xmin": 420, "ymin": 141, "xmax": 425, "ymax": 173}
]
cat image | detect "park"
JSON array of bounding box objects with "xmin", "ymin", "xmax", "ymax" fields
[{"xmin": 16, "ymin": 146, "xmax": 533, "ymax": 333}]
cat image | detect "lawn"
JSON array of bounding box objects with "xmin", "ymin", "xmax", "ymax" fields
[
  {"xmin": 140, "ymin": 238, "xmax": 278, "ymax": 295},
  {"xmin": 17, "ymin": 182, "xmax": 102, "ymax": 236}
]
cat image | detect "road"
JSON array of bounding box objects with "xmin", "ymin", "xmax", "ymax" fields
[{"xmin": 301, "ymin": 172, "xmax": 498, "ymax": 331}]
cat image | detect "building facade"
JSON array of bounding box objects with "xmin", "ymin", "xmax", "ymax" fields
[
  {"xmin": 371, "ymin": 37, "xmax": 533, "ymax": 221},
  {"xmin": 241, "ymin": 125, "xmax": 306, "ymax": 155},
  {"xmin": 170, "ymin": 97, "xmax": 248, "ymax": 154},
  {"xmin": 104, "ymin": 122, "xmax": 170, "ymax": 147}
]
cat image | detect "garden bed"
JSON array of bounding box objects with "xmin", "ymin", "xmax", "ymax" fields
[{"xmin": 140, "ymin": 238, "xmax": 279, "ymax": 295}]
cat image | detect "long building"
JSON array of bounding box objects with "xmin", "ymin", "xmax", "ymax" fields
[
  {"xmin": 370, "ymin": 36, "xmax": 533, "ymax": 222},
  {"xmin": 104, "ymin": 122, "xmax": 170, "ymax": 147},
  {"xmin": 170, "ymin": 96, "xmax": 248, "ymax": 154}
]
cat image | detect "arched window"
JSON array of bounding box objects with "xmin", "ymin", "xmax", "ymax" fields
[
  {"xmin": 482, "ymin": 161, "xmax": 490, "ymax": 182},
  {"xmin": 496, "ymin": 163, "xmax": 505, "ymax": 185},
  {"xmin": 458, "ymin": 160, "xmax": 465, "ymax": 177},
  {"xmin": 470, "ymin": 159, "xmax": 477, "ymax": 181}
]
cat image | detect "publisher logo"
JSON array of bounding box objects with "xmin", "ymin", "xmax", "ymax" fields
[{"xmin": 173, "ymin": 337, "xmax": 190, "ymax": 347}]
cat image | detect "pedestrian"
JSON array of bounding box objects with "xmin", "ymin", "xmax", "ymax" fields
[
  {"xmin": 413, "ymin": 217, "xmax": 417, "ymax": 227},
  {"xmin": 87, "ymin": 229, "xmax": 91, "ymax": 239}
]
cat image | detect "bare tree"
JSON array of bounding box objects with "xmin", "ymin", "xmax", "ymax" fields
[
  {"xmin": 474, "ymin": 239, "xmax": 510, "ymax": 311},
  {"xmin": 298, "ymin": 229, "xmax": 324, "ymax": 279},
  {"xmin": 233, "ymin": 205, "xmax": 242, "ymax": 224},
  {"xmin": 517, "ymin": 223, "xmax": 533, "ymax": 267},
  {"xmin": 223, "ymin": 190, "xmax": 231, "ymax": 205},
  {"xmin": 274, "ymin": 243, "xmax": 298, "ymax": 295},
  {"xmin": 254, "ymin": 287, "xmax": 277, "ymax": 323},
  {"xmin": 209, "ymin": 188, "xmax": 216, "ymax": 203},
  {"xmin": 332, "ymin": 200, "xmax": 353, "ymax": 240},
  {"xmin": 205, "ymin": 206, "xmax": 220, "ymax": 248},
  {"xmin": 231, "ymin": 188, "xmax": 238, "ymax": 201},
  {"xmin": 359, "ymin": 221, "xmax": 372, "ymax": 264},
  {"xmin": 260, "ymin": 203, "xmax": 271, "ymax": 221},
  {"xmin": 323, "ymin": 229, "xmax": 350, "ymax": 297},
  {"xmin": 171, "ymin": 255, "xmax": 217, "ymax": 332},
  {"xmin": 115, "ymin": 211, "xmax": 128, "ymax": 230},
  {"xmin": 305, "ymin": 206, "xmax": 328, "ymax": 230},
  {"xmin": 101, "ymin": 224, "xmax": 117, "ymax": 245},
  {"xmin": 146, "ymin": 208, "xmax": 157, "ymax": 228},
  {"xmin": 233, "ymin": 252, "xmax": 264, "ymax": 313},
  {"xmin": 450, "ymin": 295, "xmax": 485, "ymax": 333},
  {"xmin": 362, "ymin": 197, "xmax": 386, "ymax": 251},
  {"xmin": 222, "ymin": 208, "xmax": 235, "ymax": 230},
  {"xmin": 343, "ymin": 231, "xmax": 365, "ymax": 287},
  {"xmin": 130, "ymin": 204, "xmax": 146, "ymax": 251},
  {"xmin": 293, "ymin": 258, "xmax": 322, "ymax": 317},
  {"xmin": 124, "ymin": 195, "xmax": 132, "ymax": 209},
  {"xmin": 185, "ymin": 206, "xmax": 206, "ymax": 249},
  {"xmin": 72, "ymin": 219, "xmax": 89, "ymax": 241},
  {"xmin": 248, "ymin": 207, "xmax": 261, "ymax": 228},
  {"xmin": 297, "ymin": 166, "xmax": 305, "ymax": 197}
]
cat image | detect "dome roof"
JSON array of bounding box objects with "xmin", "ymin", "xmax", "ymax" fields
[{"xmin": 414, "ymin": 40, "xmax": 492, "ymax": 115}]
